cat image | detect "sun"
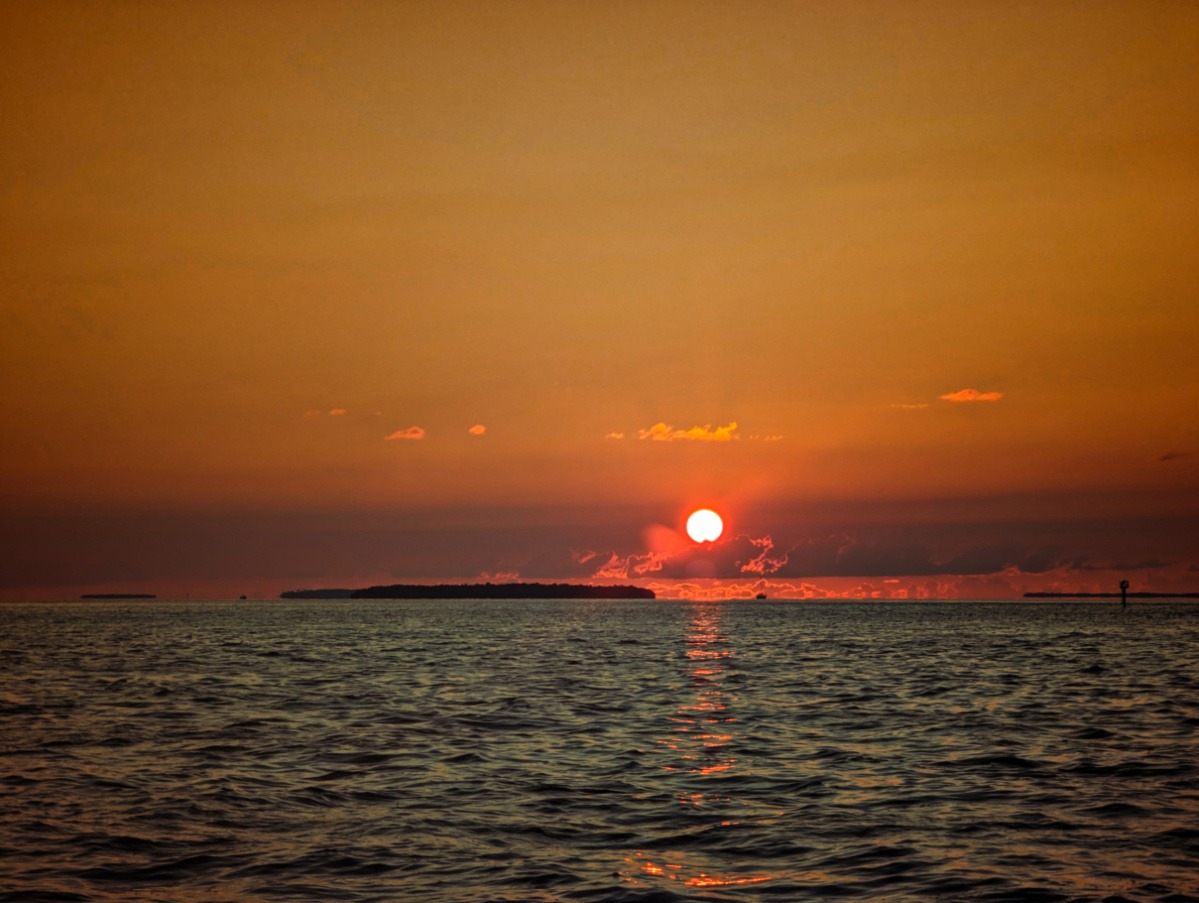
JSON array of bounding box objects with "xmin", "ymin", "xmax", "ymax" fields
[{"xmin": 686, "ymin": 508, "xmax": 724, "ymax": 543}]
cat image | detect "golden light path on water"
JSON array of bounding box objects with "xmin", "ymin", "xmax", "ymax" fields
[{"xmin": 622, "ymin": 601, "xmax": 778, "ymax": 891}]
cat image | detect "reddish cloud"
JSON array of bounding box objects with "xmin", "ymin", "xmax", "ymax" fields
[
  {"xmin": 593, "ymin": 549, "xmax": 671, "ymax": 578},
  {"xmin": 384, "ymin": 426, "xmax": 426, "ymax": 441},
  {"xmin": 605, "ymin": 432, "xmax": 626, "ymax": 440},
  {"xmin": 468, "ymin": 424, "xmax": 487, "ymax": 436},
  {"xmin": 593, "ymin": 553, "xmax": 629, "ymax": 579},
  {"xmin": 940, "ymin": 389, "xmax": 1003, "ymax": 403},
  {"xmin": 328, "ymin": 408, "xmax": 347, "ymax": 416},
  {"xmin": 739, "ymin": 535, "xmax": 788, "ymax": 575},
  {"xmin": 641, "ymin": 578, "xmax": 836, "ymax": 601},
  {"xmin": 572, "ymin": 522, "xmax": 1161, "ymax": 588},
  {"xmin": 588, "ymin": 531, "xmax": 785, "ymax": 582},
  {"xmin": 478, "ymin": 570, "xmax": 520, "ymax": 582},
  {"xmin": 890, "ymin": 402, "xmax": 930, "ymax": 410},
  {"xmin": 638, "ymin": 421, "xmax": 740, "ymax": 442},
  {"xmin": 636, "ymin": 560, "xmax": 1199, "ymax": 601}
]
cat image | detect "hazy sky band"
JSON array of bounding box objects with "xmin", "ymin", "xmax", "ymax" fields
[{"xmin": 1, "ymin": 1, "xmax": 1196, "ymax": 597}]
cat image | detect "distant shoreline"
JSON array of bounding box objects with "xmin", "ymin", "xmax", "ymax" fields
[
  {"xmin": 1023, "ymin": 592, "xmax": 1199, "ymax": 599},
  {"xmin": 282, "ymin": 582, "xmax": 656, "ymax": 600}
]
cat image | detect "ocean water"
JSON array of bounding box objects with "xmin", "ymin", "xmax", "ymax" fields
[{"xmin": 1, "ymin": 599, "xmax": 1197, "ymax": 903}]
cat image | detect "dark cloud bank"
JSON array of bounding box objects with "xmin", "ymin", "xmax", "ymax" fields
[{"xmin": 4, "ymin": 504, "xmax": 1194, "ymax": 596}]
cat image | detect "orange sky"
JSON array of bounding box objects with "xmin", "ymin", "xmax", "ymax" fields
[{"xmin": 2, "ymin": 1, "xmax": 1196, "ymax": 598}]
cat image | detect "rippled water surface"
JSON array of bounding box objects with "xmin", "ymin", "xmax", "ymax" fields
[{"xmin": 2, "ymin": 599, "xmax": 1197, "ymax": 902}]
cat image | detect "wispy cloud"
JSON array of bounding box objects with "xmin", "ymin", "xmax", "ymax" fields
[
  {"xmin": 940, "ymin": 389, "xmax": 1003, "ymax": 403},
  {"xmin": 384, "ymin": 426, "xmax": 426, "ymax": 441},
  {"xmin": 605, "ymin": 432, "xmax": 625, "ymax": 440},
  {"xmin": 739, "ymin": 535, "xmax": 788, "ymax": 575},
  {"xmin": 638, "ymin": 421, "xmax": 740, "ymax": 442},
  {"xmin": 1078, "ymin": 558, "xmax": 1171, "ymax": 571},
  {"xmin": 593, "ymin": 553, "xmax": 629, "ymax": 579},
  {"xmin": 1160, "ymin": 451, "xmax": 1190, "ymax": 463},
  {"xmin": 580, "ymin": 528, "xmax": 1105, "ymax": 584},
  {"xmin": 478, "ymin": 570, "xmax": 520, "ymax": 582},
  {"xmin": 890, "ymin": 402, "xmax": 930, "ymax": 410},
  {"xmin": 588, "ymin": 531, "xmax": 788, "ymax": 582},
  {"xmin": 304, "ymin": 407, "xmax": 350, "ymax": 417},
  {"xmin": 468, "ymin": 424, "xmax": 487, "ymax": 436},
  {"xmin": 593, "ymin": 550, "xmax": 670, "ymax": 578}
]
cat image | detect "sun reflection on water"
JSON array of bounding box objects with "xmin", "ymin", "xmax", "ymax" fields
[
  {"xmin": 661, "ymin": 602, "xmax": 739, "ymax": 782},
  {"xmin": 622, "ymin": 601, "xmax": 776, "ymax": 892},
  {"xmin": 629, "ymin": 852, "xmax": 773, "ymax": 887}
]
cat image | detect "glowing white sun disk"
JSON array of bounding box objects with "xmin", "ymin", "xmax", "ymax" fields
[{"xmin": 686, "ymin": 509, "xmax": 724, "ymax": 543}]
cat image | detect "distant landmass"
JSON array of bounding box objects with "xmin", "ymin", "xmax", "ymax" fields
[
  {"xmin": 81, "ymin": 593, "xmax": 157, "ymax": 599},
  {"xmin": 1024, "ymin": 592, "xmax": 1199, "ymax": 599},
  {"xmin": 281, "ymin": 582, "xmax": 655, "ymax": 600}
]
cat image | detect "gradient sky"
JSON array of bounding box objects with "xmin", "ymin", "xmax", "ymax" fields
[{"xmin": 2, "ymin": 1, "xmax": 1197, "ymax": 599}]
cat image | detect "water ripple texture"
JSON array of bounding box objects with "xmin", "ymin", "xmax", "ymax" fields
[{"xmin": 1, "ymin": 599, "xmax": 1197, "ymax": 902}]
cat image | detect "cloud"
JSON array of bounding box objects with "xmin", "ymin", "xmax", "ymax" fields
[
  {"xmin": 1160, "ymin": 451, "xmax": 1190, "ymax": 463},
  {"xmin": 940, "ymin": 389, "xmax": 1003, "ymax": 403},
  {"xmin": 582, "ymin": 528, "xmax": 1083, "ymax": 582},
  {"xmin": 384, "ymin": 426, "xmax": 425, "ymax": 441},
  {"xmin": 640, "ymin": 577, "xmax": 847, "ymax": 601},
  {"xmin": 590, "ymin": 532, "xmax": 787, "ymax": 582},
  {"xmin": 468, "ymin": 424, "xmax": 486, "ymax": 436},
  {"xmin": 329, "ymin": 408, "xmax": 347, "ymax": 416},
  {"xmin": 890, "ymin": 403, "xmax": 930, "ymax": 410},
  {"xmin": 592, "ymin": 549, "xmax": 671, "ymax": 579},
  {"xmin": 739, "ymin": 535, "xmax": 788, "ymax": 575},
  {"xmin": 1078, "ymin": 558, "xmax": 1171, "ymax": 572},
  {"xmin": 638, "ymin": 421, "xmax": 740, "ymax": 442},
  {"xmin": 478, "ymin": 570, "xmax": 519, "ymax": 582},
  {"xmin": 605, "ymin": 432, "xmax": 625, "ymax": 440},
  {"xmin": 763, "ymin": 533, "xmax": 1074, "ymax": 579},
  {"xmin": 593, "ymin": 553, "xmax": 629, "ymax": 579}
]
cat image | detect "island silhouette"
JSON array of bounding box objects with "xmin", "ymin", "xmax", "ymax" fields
[{"xmin": 282, "ymin": 582, "xmax": 655, "ymax": 600}]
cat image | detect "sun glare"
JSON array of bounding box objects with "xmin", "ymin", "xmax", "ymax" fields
[{"xmin": 686, "ymin": 509, "xmax": 724, "ymax": 543}]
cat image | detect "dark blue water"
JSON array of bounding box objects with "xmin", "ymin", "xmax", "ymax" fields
[{"xmin": 1, "ymin": 599, "xmax": 1197, "ymax": 902}]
